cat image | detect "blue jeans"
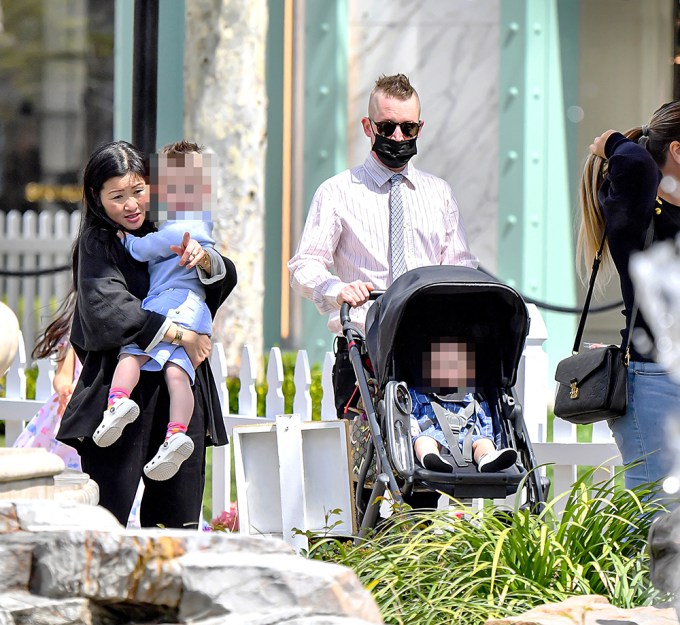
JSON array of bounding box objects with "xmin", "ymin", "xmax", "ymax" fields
[{"xmin": 608, "ymin": 360, "xmax": 680, "ymax": 492}]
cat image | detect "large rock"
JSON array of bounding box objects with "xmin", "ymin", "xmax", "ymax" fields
[
  {"xmin": 179, "ymin": 552, "xmax": 381, "ymax": 622},
  {"xmin": 485, "ymin": 595, "xmax": 677, "ymax": 625},
  {"xmin": 0, "ymin": 499, "xmax": 383, "ymax": 624},
  {"xmin": 649, "ymin": 507, "xmax": 680, "ymax": 621},
  {"xmin": 649, "ymin": 508, "xmax": 680, "ymax": 593}
]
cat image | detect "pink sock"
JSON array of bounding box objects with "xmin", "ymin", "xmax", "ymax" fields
[
  {"xmin": 166, "ymin": 422, "xmax": 188, "ymax": 440},
  {"xmin": 108, "ymin": 388, "xmax": 130, "ymax": 409}
]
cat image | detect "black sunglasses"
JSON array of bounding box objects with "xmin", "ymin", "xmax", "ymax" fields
[{"xmin": 370, "ymin": 118, "xmax": 423, "ymax": 139}]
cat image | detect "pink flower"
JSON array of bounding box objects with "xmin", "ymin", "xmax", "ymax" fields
[{"xmin": 209, "ymin": 501, "xmax": 239, "ymax": 532}]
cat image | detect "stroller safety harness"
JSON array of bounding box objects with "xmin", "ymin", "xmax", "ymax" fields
[{"xmin": 430, "ymin": 399, "xmax": 478, "ymax": 467}]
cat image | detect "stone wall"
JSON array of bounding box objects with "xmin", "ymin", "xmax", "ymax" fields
[
  {"xmin": 0, "ymin": 499, "xmax": 383, "ymax": 624},
  {"xmin": 485, "ymin": 595, "xmax": 677, "ymax": 625},
  {"xmin": 2, "ymin": 499, "xmax": 676, "ymax": 624}
]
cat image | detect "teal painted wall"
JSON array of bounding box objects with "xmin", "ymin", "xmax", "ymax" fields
[
  {"xmin": 113, "ymin": 0, "xmax": 184, "ymax": 148},
  {"xmin": 498, "ymin": 0, "xmax": 577, "ymax": 383},
  {"xmin": 263, "ymin": 0, "xmax": 285, "ymax": 354},
  {"xmin": 113, "ymin": 0, "xmax": 133, "ymax": 141},
  {"xmin": 264, "ymin": 0, "xmax": 349, "ymax": 365},
  {"xmin": 156, "ymin": 2, "xmax": 185, "ymax": 148},
  {"xmin": 299, "ymin": 0, "xmax": 349, "ymax": 366}
]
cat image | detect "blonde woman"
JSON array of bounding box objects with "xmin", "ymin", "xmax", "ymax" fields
[{"xmin": 577, "ymin": 101, "xmax": 680, "ymax": 492}]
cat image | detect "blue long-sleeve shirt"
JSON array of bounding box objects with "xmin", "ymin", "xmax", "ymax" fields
[{"xmin": 123, "ymin": 220, "xmax": 215, "ymax": 299}]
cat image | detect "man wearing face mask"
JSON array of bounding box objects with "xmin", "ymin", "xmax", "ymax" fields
[{"xmin": 289, "ymin": 73, "xmax": 478, "ymax": 419}]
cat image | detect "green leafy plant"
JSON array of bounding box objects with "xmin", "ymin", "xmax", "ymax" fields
[
  {"xmin": 291, "ymin": 507, "xmax": 350, "ymax": 559},
  {"xmin": 304, "ymin": 469, "xmax": 672, "ymax": 625}
]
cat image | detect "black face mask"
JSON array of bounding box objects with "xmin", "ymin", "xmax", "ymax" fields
[{"xmin": 372, "ymin": 133, "xmax": 417, "ymax": 169}]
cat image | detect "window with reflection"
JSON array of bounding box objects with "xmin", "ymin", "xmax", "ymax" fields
[{"xmin": 0, "ymin": 0, "xmax": 114, "ymax": 213}]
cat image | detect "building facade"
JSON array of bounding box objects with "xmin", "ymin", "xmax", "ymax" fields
[{"xmin": 0, "ymin": 0, "xmax": 676, "ymax": 380}]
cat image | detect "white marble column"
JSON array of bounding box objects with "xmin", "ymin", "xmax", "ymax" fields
[{"xmin": 348, "ymin": 0, "xmax": 500, "ymax": 269}]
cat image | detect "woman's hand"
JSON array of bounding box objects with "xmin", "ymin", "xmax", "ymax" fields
[
  {"xmin": 170, "ymin": 231, "xmax": 207, "ymax": 270},
  {"xmin": 181, "ymin": 329, "xmax": 212, "ymax": 368},
  {"xmin": 590, "ymin": 130, "xmax": 617, "ymax": 160}
]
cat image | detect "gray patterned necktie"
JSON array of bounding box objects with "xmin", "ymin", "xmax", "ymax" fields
[{"xmin": 389, "ymin": 173, "xmax": 406, "ymax": 282}]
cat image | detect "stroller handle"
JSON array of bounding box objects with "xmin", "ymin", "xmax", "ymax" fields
[{"xmin": 339, "ymin": 290, "xmax": 385, "ymax": 326}]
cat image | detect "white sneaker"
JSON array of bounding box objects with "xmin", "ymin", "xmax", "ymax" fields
[
  {"xmin": 477, "ymin": 448, "xmax": 517, "ymax": 473},
  {"xmin": 93, "ymin": 398, "xmax": 140, "ymax": 447},
  {"xmin": 143, "ymin": 433, "xmax": 194, "ymax": 481}
]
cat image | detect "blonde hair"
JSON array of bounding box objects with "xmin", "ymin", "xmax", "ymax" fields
[{"xmin": 576, "ymin": 152, "xmax": 612, "ymax": 285}]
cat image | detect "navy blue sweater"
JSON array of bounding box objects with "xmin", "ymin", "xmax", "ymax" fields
[{"xmin": 601, "ymin": 132, "xmax": 680, "ymax": 361}]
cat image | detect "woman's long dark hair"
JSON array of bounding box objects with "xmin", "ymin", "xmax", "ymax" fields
[
  {"xmin": 72, "ymin": 141, "xmax": 153, "ymax": 289},
  {"xmin": 32, "ymin": 288, "xmax": 76, "ymax": 361}
]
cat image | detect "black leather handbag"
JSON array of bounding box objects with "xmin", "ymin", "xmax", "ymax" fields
[
  {"xmin": 554, "ymin": 224, "xmax": 653, "ymax": 425},
  {"xmin": 554, "ymin": 343, "xmax": 628, "ymax": 425}
]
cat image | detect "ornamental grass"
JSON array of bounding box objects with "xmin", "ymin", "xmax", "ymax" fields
[{"xmin": 305, "ymin": 468, "xmax": 672, "ymax": 625}]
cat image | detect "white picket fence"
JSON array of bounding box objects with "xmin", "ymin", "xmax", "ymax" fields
[
  {"xmin": 0, "ymin": 304, "xmax": 621, "ymax": 518},
  {"xmin": 0, "ymin": 209, "xmax": 78, "ymax": 353}
]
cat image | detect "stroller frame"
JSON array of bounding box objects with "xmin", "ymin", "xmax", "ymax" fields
[{"xmin": 340, "ymin": 266, "xmax": 549, "ymax": 538}]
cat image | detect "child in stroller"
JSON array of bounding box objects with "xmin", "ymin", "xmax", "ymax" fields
[
  {"xmin": 342, "ymin": 265, "xmax": 546, "ymax": 535},
  {"xmin": 409, "ymin": 337, "xmax": 517, "ymax": 474}
]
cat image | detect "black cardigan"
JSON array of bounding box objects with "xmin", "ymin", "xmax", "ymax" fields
[
  {"xmin": 58, "ymin": 227, "xmax": 237, "ymax": 448},
  {"xmin": 601, "ymin": 132, "xmax": 680, "ymax": 361}
]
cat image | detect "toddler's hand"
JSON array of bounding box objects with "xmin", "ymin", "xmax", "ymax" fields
[
  {"xmin": 170, "ymin": 232, "xmax": 206, "ymax": 270},
  {"xmin": 56, "ymin": 382, "xmax": 75, "ymax": 415}
]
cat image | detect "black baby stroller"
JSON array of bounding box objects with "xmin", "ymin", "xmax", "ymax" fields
[{"xmin": 340, "ymin": 265, "xmax": 548, "ymax": 537}]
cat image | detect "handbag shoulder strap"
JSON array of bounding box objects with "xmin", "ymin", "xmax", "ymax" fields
[
  {"xmin": 572, "ymin": 219, "xmax": 655, "ymax": 355},
  {"xmin": 572, "ymin": 231, "xmax": 607, "ymax": 354}
]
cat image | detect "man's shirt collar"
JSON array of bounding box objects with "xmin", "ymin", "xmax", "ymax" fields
[{"xmin": 362, "ymin": 152, "xmax": 415, "ymax": 188}]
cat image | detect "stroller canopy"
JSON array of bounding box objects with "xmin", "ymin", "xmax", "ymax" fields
[{"xmin": 365, "ymin": 266, "xmax": 530, "ymax": 391}]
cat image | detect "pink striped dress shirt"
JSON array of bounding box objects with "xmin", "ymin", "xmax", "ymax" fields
[{"xmin": 288, "ymin": 153, "xmax": 479, "ymax": 334}]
